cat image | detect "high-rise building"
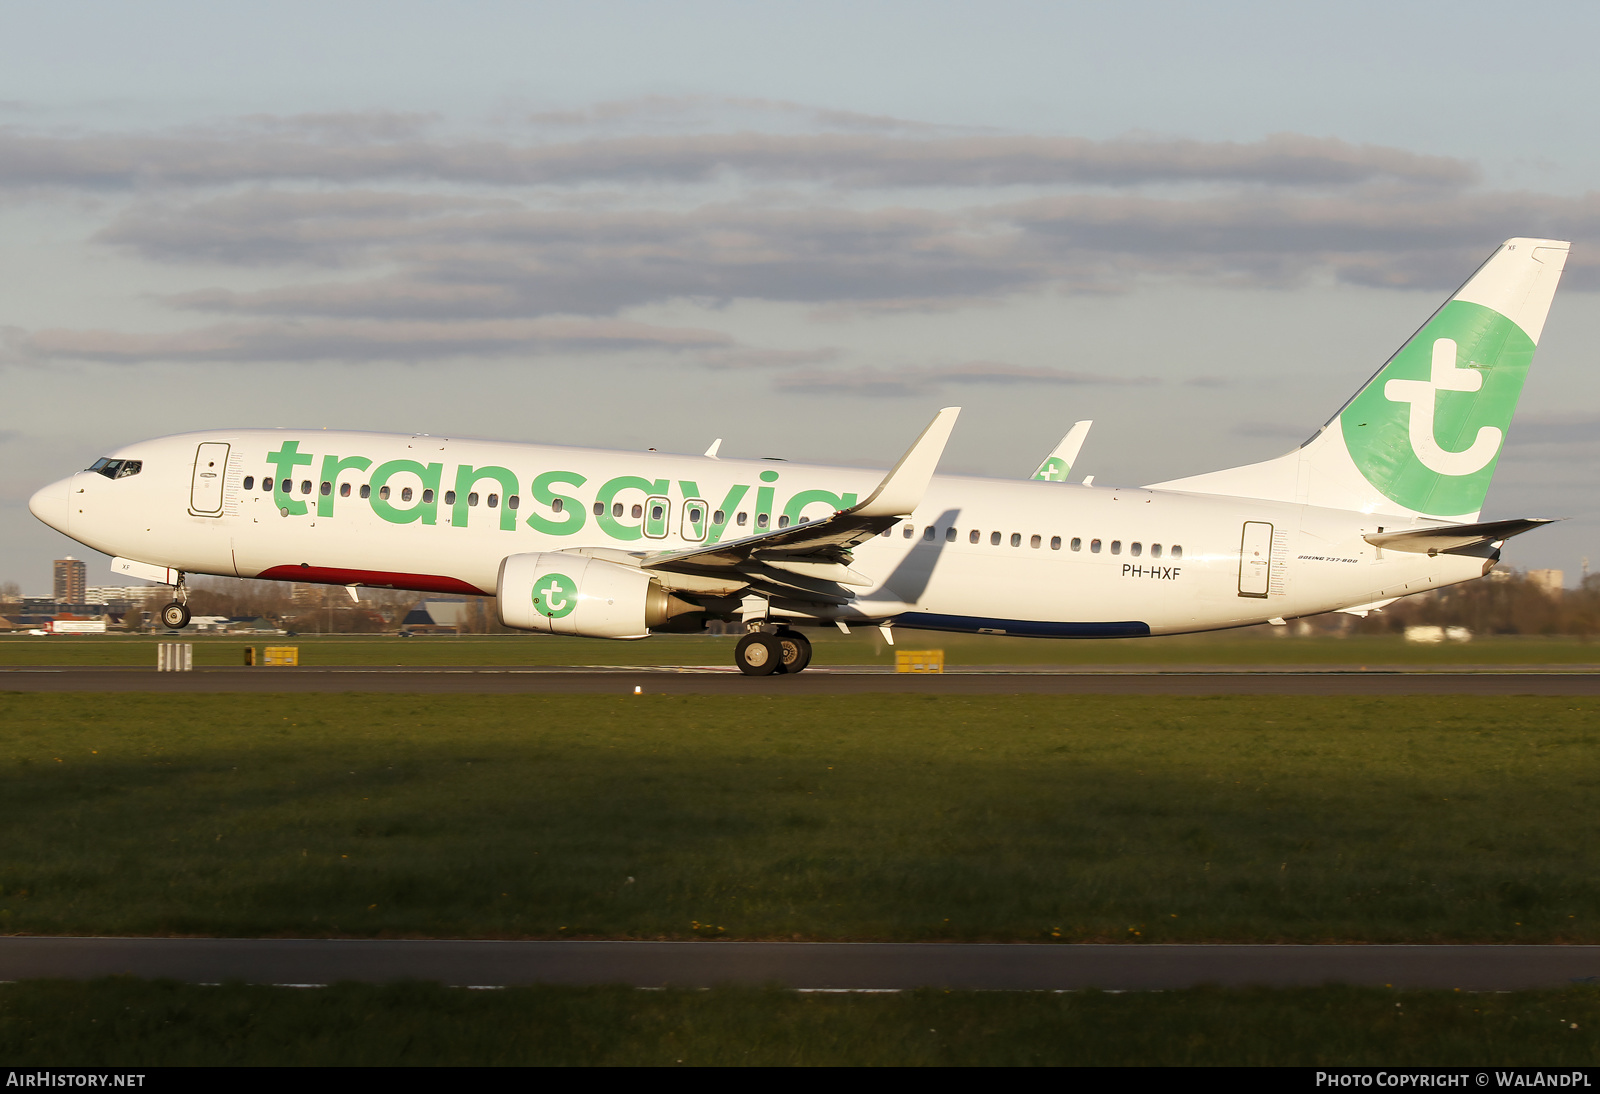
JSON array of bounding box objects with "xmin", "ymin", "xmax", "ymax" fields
[
  {"xmin": 1528, "ymin": 569, "xmax": 1565, "ymax": 594},
  {"xmin": 54, "ymin": 557, "xmax": 86, "ymax": 604}
]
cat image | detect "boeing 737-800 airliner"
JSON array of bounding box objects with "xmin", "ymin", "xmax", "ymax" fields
[{"xmin": 29, "ymin": 238, "xmax": 1569, "ymax": 674}]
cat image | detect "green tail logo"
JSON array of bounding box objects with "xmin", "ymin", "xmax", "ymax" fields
[
  {"xmin": 1340, "ymin": 300, "xmax": 1534, "ymax": 516},
  {"xmin": 1032, "ymin": 457, "xmax": 1068, "ymax": 482}
]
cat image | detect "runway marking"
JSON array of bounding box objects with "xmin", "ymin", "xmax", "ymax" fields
[{"xmin": 3, "ymin": 938, "xmax": 1598, "ymax": 991}]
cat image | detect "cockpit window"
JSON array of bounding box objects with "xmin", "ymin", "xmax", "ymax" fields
[{"xmin": 87, "ymin": 458, "xmax": 142, "ymax": 480}]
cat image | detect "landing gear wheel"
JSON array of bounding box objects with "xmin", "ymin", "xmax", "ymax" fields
[
  {"xmin": 735, "ymin": 633, "xmax": 783, "ymax": 676},
  {"xmin": 776, "ymin": 630, "xmax": 812, "ymax": 674},
  {"xmin": 160, "ymin": 601, "xmax": 191, "ymax": 630}
]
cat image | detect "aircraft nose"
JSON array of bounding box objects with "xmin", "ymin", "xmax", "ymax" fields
[{"xmin": 28, "ymin": 478, "xmax": 72, "ymax": 534}]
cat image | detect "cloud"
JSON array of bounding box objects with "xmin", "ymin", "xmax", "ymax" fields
[
  {"xmin": 524, "ymin": 95, "xmax": 947, "ymax": 135},
  {"xmin": 700, "ymin": 346, "xmax": 841, "ymax": 369},
  {"xmin": 774, "ymin": 362, "xmax": 1156, "ymax": 397},
  {"xmin": 0, "ymin": 127, "xmax": 1476, "ymax": 191},
  {"xmin": 9, "ymin": 106, "xmax": 1598, "ymax": 368},
  {"xmin": 22, "ymin": 317, "xmax": 736, "ymax": 365},
  {"xmin": 119, "ymin": 197, "xmax": 1038, "ymax": 315}
]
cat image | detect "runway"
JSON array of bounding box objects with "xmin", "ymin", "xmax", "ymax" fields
[
  {"xmin": 2, "ymin": 937, "xmax": 1597, "ymax": 991},
  {"xmin": 1, "ymin": 666, "xmax": 1597, "ymax": 695}
]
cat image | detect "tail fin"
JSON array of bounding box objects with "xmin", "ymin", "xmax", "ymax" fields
[
  {"xmin": 1149, "ymin": 238, "xmax": 1570, "ymax": 521},
  {"xmin": 1031, "ymin": 420, "xmax": 1093, "ymax": 481}
]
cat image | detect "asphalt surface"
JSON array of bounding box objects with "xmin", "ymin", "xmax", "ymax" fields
[
  {"xmin": 1, "ymin": 666, "xmax": 1597, "ymax": 695},
  {"xmin": 2, "ymin": 938, "xmax": 1597, "ymax": 991}
]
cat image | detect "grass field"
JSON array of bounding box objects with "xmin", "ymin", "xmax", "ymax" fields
[
  {"xmin": 3, "ymin": 630, "xmax": 1599, "ymax": 667},
  {"xmin": 1, "ymin": 692, "xmax": 1596, "ymax": 942},
  {"xmin": 5, "ymin": 980, "xmax": 1600, "ymax": 1066}
]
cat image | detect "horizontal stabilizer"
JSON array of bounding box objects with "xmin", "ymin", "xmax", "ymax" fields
[{"xmin": 1364, "ymin": 517, "xmax": 1557, "ymax": 555}]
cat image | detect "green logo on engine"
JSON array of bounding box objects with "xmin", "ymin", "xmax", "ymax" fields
[
  {"xmin": 1340, "ymin": 299, "xmax": 1534, "ymax": 516},
  {"xmin": 532, "ymin": 572, "xmax": 578, "ymax": 619}
]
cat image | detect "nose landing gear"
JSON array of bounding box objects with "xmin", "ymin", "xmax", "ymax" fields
[{"xmin": 160, "ymin": 572, "xmax": 191, "ymax": 630}]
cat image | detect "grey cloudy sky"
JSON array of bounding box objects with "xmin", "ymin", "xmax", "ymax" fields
[{"xmin": 3, "ymin": 0, "xmax": 1597, "ymax": 591}]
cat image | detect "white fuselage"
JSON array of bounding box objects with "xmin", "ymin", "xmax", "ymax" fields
[{"xmin": 31, "ymin": 428, "xmax": 1487, "ymax": 637}]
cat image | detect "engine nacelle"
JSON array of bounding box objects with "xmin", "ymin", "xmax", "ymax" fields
[{"xmin": 497, "ymin": 552, "xmax": 692, "ymax": 638}]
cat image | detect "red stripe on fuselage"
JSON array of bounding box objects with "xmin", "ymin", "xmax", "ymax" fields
[{"xmin": 255, "ymin": 565, "xmax": 487, "ymax": 596}]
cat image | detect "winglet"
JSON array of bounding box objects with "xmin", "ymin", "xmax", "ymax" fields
[
  {"xmin": 704, "ymin": 438, "xmax": 722, "ymax": 458},
  {"xmin": 851, "ymin": 407, "xmax": 961, "ymax": 518}
]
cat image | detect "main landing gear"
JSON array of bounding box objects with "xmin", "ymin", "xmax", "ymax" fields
[
  {"xmin": 734, "ymin": 627, "xmax": 813, "ymax": 676},
  {"xmin": 160, "ymin": 572, "xmax": 191, "ymax": 630}
]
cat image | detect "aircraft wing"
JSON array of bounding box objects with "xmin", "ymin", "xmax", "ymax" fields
[
  {"xmin": 1031, "ymin": 420, "xmax": 1092, "ymax": 481},
  {"xmin": 1364, "ymin": 517, "xmax": 1557, "ymax": 555},
  {"xmin": 637, "ymin": 407, "xmax": 960, "ymax": 604}
]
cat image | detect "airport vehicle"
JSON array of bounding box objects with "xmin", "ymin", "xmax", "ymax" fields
[{"xmin": 29, "ymin": 238, "xmax": 1568, "ymax": 675}]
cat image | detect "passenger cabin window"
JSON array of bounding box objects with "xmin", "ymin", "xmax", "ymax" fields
[
  {"xmin": 300, "ymin": 480, "xmax": 312, "ymax": 495},
  {"xmin": 757, "ymin": 513, "xmax": 770, "ymax": 528},
  {"xmin": 360, "ymin": 485, "xmax": 371, "ymax": 499},
  {"xmin": 593, "ymin": 502, "xmax": 604, "ymax": 516},
  {"xmin": 1172, "ymin": 545, "xmax": 1183, "ymax": 559},
  {"xmin": 1151, "ymin": 544, "xmax": 1162, "ymax": 558},
  {"xmin": 1071, "ymin": 537, "xmax": 1081, "ymax": 551},
  {"xmin": 243, "ymin": 476, "xmax": 254, "ymax": 490},
  {"xmin": 1050, "ymin": 536, "xmax": 1061, "ymax": 550},
  {"xmin": 508, "ymin": 495, "xmax": 519, "ymax": 510},
  {"xmin": 1010, "ymin": 533, "xmax": 1021, "ymax": 547},
  {"xmin": 401, "ymin": 487, "xmax": 413, "ymax": 502},
  {"xmin": 946, "ymin": 527, "xmax": 957, "ymax": 543},
  {"xmin": 340, "ymin": 483, "xmax": 351, "ymax": 498},
  {"xmin": 1090, "ymin": 539, "xmax": 1101, "ymax": 553},
  {"xmin": 488, "ymin": 494, "xmax": 499, "ymax": 508},
  {"xmin": 549, "ymin": 498, "xmax": 561, "ymax": 513},
  {"xmin": 924, "ymin": 526, "xmax": 935, "ymax": 541},
  {"xmin": 379, "ymin": 486, "xmax": 391, "ymax": 501},
  {"xmin": 777, "ymin": 515, "xmax": 789, "ymax": 528},
  {"xmin": 320, "ymin": 482, "xmax": 331, "ymax": 496},
  {"xmin": 990, "ymin": 532, "xmax": 1001, "ymax": 546},
  {"xmin": 1110, "ymin": 540, "xmax": 1122, "ymax": 555},
  {"xmin": 468, "ymin": 492, "xmax": 479, "ymax": 506},
  {"xmin": 631, "ymin": 504, "xmax": 643, "ymax": 519},
  {"xmin": 1131, "ymin": 542, "xmax": 1142, "ymax": 557},
  {"xmin": 713, "ymin": 510, "xmax": 725, "ymax": 525},
  {"xmin": 1030, "ymin": 535, "xmax": 1041, "ymax": 549},
  {"xmin": 422, "ymin": 489, "xmax": 434, "ymax": 504},
  {"xmin": 612, "ymin": 503, "xmax": 624, "ymax": 518},
  {"xmin": 903, "ymin": 525, "xmax": 913, "ymax": 539},
  {"xmin": 264, "ymin": 478, "xmax": 274, "ymax": 492},
  {"xmin": 738, "ymin": 513, "xmax": 749, "ymax": 527},
  {"xmin": 969, "ymin": 529, "xmax": 980, "ymax": 544}
]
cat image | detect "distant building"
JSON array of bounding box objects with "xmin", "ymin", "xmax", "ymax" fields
[
  {"xmin": 54, "ymin": 558, "xmax": 86, "ymax": 604},
  {"xmin": 1528, "ymin": 569, "xmax": 1565, "ymax": 593},
  {"xmin": 85, "ymin": 585, "xmax": 157, "ymax": 606}
]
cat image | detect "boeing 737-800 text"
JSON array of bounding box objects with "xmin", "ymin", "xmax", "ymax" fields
[{"xmin": 29, "ymin": 238, "xmax": 1569, "ymax": 674}]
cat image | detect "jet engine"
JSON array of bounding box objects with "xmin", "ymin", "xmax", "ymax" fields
[{"xmin": 497, "ymin": 552, "xmax": 696, "ymax": 638}]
